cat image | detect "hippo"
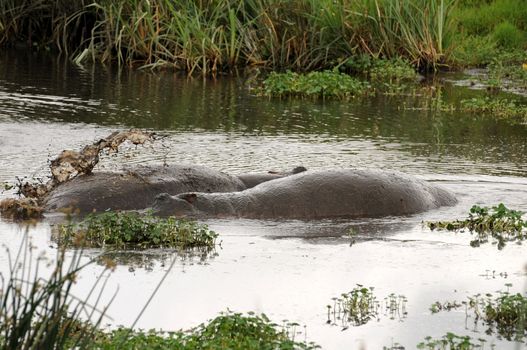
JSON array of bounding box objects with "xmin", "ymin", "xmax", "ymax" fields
[
  {"xmin": 42, "ymin": 164, "xmax": 306, "ymax": 214},
  {"xmin": 152, "ymin": 169, "xmax": 457, "ymax": 220}
]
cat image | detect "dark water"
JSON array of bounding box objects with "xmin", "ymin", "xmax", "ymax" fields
[{"xmin": 1, "ymin": 50, "xmax": 527, "ymax": 349}]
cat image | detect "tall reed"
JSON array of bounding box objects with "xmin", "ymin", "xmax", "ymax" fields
[
  {"xmin": 0, "ymin": 233, "xmax": 113, "ymax": 349},
  {"xmin": 1, "ymin": 0, "xmax": 458, "ymax": 73}
]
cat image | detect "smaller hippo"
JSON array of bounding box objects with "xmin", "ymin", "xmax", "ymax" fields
[{"xmin": 152, "ymin": 169, "xmax": 457, "ymax": 220}]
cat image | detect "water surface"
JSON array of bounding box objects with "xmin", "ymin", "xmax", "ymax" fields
[{"xmin": 1, "ymin": 50, "xmax": 526, "ymax": 349}]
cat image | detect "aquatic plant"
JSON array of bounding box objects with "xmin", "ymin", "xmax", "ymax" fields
[
  {"xmin": 417, "ymin": 332, "xmax": 489, "ymax": 349},
  {"xmin": 431, "ymin": 286, "xmax": 527, "ymax": 342},
  {"xmin": 326, "ymin": 285, "xmax": 407, "ymax": 329},
  {"xmin": 261, "ymin": 70, "xmax": 369, "ymax": 99},
  {"xmin": 468, "ymin": 288, "xmax": 527, "ymax": 341},
  {"xmin": 56, "ymin": 211, "xmax": 218, "ymax": 249},
  {"xmin": 93, "ymin": 311, "xmax": 319, "ymax": 349},
  {"xmin": 429, "ymin": 300, "xmax": 463, "ymax": 314},
  {"xmin": 427, "ymin": 203, "xmax": 527, "ymax": 249},
  {"xmin": 460, "ymin": 98, "xmax": 527, "ymax": 122}
]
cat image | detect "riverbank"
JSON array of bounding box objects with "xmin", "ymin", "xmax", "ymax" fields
[{"xmin": 1, "ymin": 0, "xmax": 526, "ymax": 74}]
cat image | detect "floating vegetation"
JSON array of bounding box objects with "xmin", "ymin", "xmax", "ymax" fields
[
  {"xmin": 369, "ymin": 58, "xmax": 420, "ymax": 92},
  {"xmin": 94, "ymin": 312, "xmax": 319, "ymax": 350},
  {"xmin": 460, "ymin": 98, "xmax": 527, "ymax": 123},
  {"xmin": 326, "ymin": 285, "xmax": 407, "ymax": 330},
  {"xmin": 468, "ymin": 287, "xmax": 527, "ymax": 342},
  {"xmin": 417, "ymin": 332, "xmax": 490, "ymax": 350},
  {"xmin": 432, "ymin": 286, "xmax": 527, "ymax": 343},
  {"xmin": 430, "ymin": 300, "xmax": 464, "ymax": 314},
  {"xmin": 261, "ymin": 70, "xmax": 369, "ymax": 99},
  {"xmin": 427, "ymin": 203, "xmax": 527, "ymax": 249},
  {"xmin": 55, "ymin": 211, "xmax": 218, "ymax": 250}
]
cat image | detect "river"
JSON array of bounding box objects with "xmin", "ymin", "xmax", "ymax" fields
[{"xmin": 1, "ymin": 49, "xmax": 526, "ymax": 349}]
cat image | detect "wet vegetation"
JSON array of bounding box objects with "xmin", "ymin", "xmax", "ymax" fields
[
  {"xmin": 0, "ymin": 237, "xmax": 318, "ymax": 349},
  {"xmin": 326, "ymin": 285, "xmax": 407, "ymax": 330},
  {"xmin": 427, "ymin": 204, "xmax": 527, "ymax": 249},
  {"xmin": 56, "ymin": 211, "xmax": 218, "ymax": 249},
  {"xmin": 430, "ymin": 286, "xmax": 527, "ymax": 343},
  {"xmin": 93, "ymin": 312, "xmax": 319, "ymax": 350},
  {"xmin": 460, "ymin": 97, "xmax": 527, "ymax": 123},
  {"xmin": 261, "ymin": 70, "xmax": 369, "ymax": 99},
  {"xmin": 417, "ymin": 333, "xmax": 490, "ymax": 350}
]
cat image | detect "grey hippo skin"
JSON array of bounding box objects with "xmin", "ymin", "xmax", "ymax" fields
[
  {"xmin": 152, "ymin": 169, "xmax": 457, "ymax": 220},
  {"xmin": 43, "ymin": 164, "xmax": 306, "ymax": 214}
]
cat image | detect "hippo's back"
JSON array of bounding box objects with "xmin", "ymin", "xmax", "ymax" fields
[
  {"xmin": 43, "ymin": 164, "xmax": 245, "ymax": 214},
  {"xmin": 231, "ymin": 169, "xmax": 456, "ymax": 219}
]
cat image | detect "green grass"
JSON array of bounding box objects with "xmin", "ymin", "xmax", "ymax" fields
[
  {"xmin": 0, "ymin": 0, "xmax": 456, "ymax": 73},
  {"xmin": 55, "ymin": 211, "xmax": 218, "ymax": 249},
  {"xmin": 427, "ymin": 203, "xmax": 527, "ymax": 249},
  {"xmin": 261, "ymin": 70, "xmax": 369, "ymax": 99},
  {"xmin": 460, "ymin": 98, "xmax": 527, "ymax": 122}
]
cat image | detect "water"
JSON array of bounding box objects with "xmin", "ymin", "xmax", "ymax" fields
[{"xmin": 1, "ymin": 50, "xmax": 527, "ymax": 349}]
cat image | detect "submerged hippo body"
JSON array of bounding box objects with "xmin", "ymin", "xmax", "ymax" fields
[
  {"xmin": 153, "ymin": 169, "xmax": 457, "ymax": 219},
  {"xmin": 43, "ymin": 165, "xmax": 305, "ymax": 214}
]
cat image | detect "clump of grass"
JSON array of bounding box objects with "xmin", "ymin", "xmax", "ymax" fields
[
  {"xmin": 0, "ymin": 235, "xmax": 111, "ymax": 349},
  {"xmin": 431, "ymin": 286, "xmax": 527, "ymax": 342},
  {"xmin": 326, "ymin": 285, "xmax": 407, "ymax": 329},
  {"xmin": 94, "ymin": 312, "xmax": 319, "ymax": 350},
  {"xmin": 55, "ymin": 211, "xmax": 218, "ymax": 249},
  {"xmin": 369, "ymin": 58, "xmax": 419, "ymax": 85},
  {"xmin": 261, "ymin": 70, "xmax": 369, "ymax": 99},
  {"xmin": 460, "ymin": 98, "xmax": 527, "ymax": 122},
  {"xmin": 427, "ymin": 203, "xmax": 527, "ymax": 249},
  {"xmin": 468, "ymin": 287, "xmax": 527, "ymax": 341},
  {"xmin": 417, "ymin": 332, "xmax": 489, "ymax": 350},
  {"xmin": 492, "ymin": 21, "xmax": 526, "ymax": 50}
]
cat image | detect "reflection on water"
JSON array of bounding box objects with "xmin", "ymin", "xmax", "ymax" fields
[{"xmin": 1, "ymin": 50, "xmax": 527, "ymax": 349}]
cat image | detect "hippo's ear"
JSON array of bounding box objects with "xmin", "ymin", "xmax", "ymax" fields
[{"xmin": 180, "ymin": 193, "xmax": 198, "ymax": 204}]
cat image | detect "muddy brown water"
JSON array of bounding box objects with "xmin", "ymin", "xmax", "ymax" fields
[{"xmin": 1, "ymin": 50, "xmax": 527, "ymax": 349}]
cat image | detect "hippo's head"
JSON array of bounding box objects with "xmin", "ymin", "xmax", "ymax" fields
[{"xmin": 152, "ymin": 192, "xmax": 197, "ymax": 217}]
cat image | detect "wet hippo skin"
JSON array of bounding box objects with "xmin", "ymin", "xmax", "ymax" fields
[
  {"xmin": 43, "ymin": 164, "xmax": 305, "ymax": 214},
  {"xmin": 152, "ymin": 168, "xmax": 457, "ymax": 220}
]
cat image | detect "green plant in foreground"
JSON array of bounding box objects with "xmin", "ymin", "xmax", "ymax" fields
[
  {"xmin": 417, "ymin": 332, "xmax": 489, "ymax": 349},
  {"xmin": 326, "ymin": 285, "xmax": 407, "ymax": 329},
  {"xmin": 261, "ymin": 70, "xmax": 369, "ymax": 99},
  {"xmin": 55, "ymin": 211, "xmax": 218, "ymax": 250},
  {"xmin": 0, "ymin": 234, "xmax": 110, "ymax": 349},
  {"xmin": 93, "ymin": 311, "xmax": 319, "ymax": 350},
  {"xmin": 427, "ymin": 203, "xmax": 527, "ymax": 249}
]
